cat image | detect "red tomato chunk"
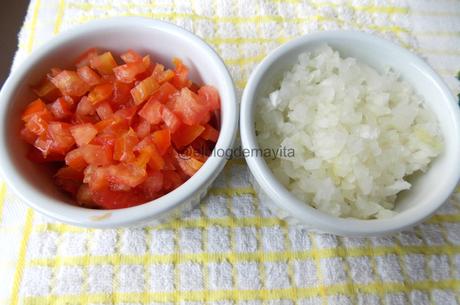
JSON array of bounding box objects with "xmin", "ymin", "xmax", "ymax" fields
[{"xmin": 20, "ymin": 48, "xmax": 221, "ymax": 209}]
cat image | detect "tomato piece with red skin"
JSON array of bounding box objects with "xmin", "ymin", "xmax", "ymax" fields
[
  {"xmin": 51, "ymin": 70, "xmax": 90, "ymax": 97},
  {"xmin": 111, "ymin": 81, "xmax": 133, "ymax": 107},
  {"xmin": 90, "ymin": 51, "xmax": 117, "ymax": 75},
  {"xmin": 113, "ymin": 129, "xmax": 138, "ymax": 162},
  {"xmin": 91, "ymin": 188, "xmax": 147, "ymax": 209},
  {"xmin": 77, "ymin": 65, "xmax": 102, "ymax": 86},
  {"xmin": 151, "ymin": 129, "xmax": 171, "ymax": 155},
  {"xmin": 55, "ymin": 166, "xmax": 84, "ymax": 195},
  {"xmin": 75, "ymin": 48, "xmax": 99, "ymax": 68},
  {"xmin": 172, "ymin": 124, "xmax": 205, "ymax": 149},
  {"xmin": 70, "ymin": 123, "xmax": 98, "ymax": 147},
  {"xmin": 162, "ymin": 170, "xmax": 184, "ymax": 191},
  {"xmin": 21, "ymin": 127, "xmax": 37, "ymax": 145},
  {"xmin": 131, "ymin": 75, "xmax": 160, "ymax": 105},
  {"xmin": 27, "ymin": 146, "xmax": 64, "ymax": 163},
  {"xmin": 138, "ymin": 97, "xmax": 163, "ymax": 124},
  {"xmin": 88, "ymin": 83, "xmax": 113, "ymax": 105}
]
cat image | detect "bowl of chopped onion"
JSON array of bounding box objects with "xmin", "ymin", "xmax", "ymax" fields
[{"xmin": 240, "ymin": 31, "xmax": 460, "ymax": 236}]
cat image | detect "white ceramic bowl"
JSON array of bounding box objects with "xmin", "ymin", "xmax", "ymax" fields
[
  {"xmin": 240, "ymin": 31, "xmax": 460, "ymax": 236},
  {"xmin": 0, "ymin": 17, "xmax": 237, "ymax": 228}
]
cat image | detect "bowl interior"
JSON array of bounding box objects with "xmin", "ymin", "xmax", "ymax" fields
[
  {"xmin": 0, "ymin": 18, "xmax": 236, "ymax": 227},
  {"xmin": 244, "ymin": 32, "xmax": 460, "ymax": 234}
]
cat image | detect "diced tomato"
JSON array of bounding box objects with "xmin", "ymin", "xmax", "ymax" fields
[
  {"xmin": 139, "ymin": 171, "xmax": 163, "ymax": 199},
  {"xmin": 200, "ymin": 123, "xmax": 219, "ymax": 142},
  {"xmin": 76, "ymin": 184, "xmax": 97, "ymax": 208},
  {"xmin": 94, "ymin": 116, "xmax": 127, "ymax": 134},
  {"xmin": 151, "ymin": 63, "xmax": 175, "ymax": 84},
  {"xmin": 51, "ymin": 70, "xmax": 90, "ymax": 97},
  {"xmin": 151, "ymin": 82, "xmax": 178, "ymax": 104},
  {"xmin": 138, "ymin": 97, "xmax": 163, "ymax": 124},
  {"xmin": 133, "ymin": 117, "xmax": 151, "ymax": 138},
  {"xmin": 76, "ymin": 96, "xmax": 96, "ymax": 118},
  {"xmin": 91, "ymin": 188, "xmax": 147, "ymax": 209},
  {"xmin": 88, "ymin": 83, "xmax": 112, "ymax": 105},
  {"xmin": 171, "ymin": 58, "xmax": 192, "ymax": 89},
  {"xmin": 96, "ymin": 102, "xmax": 113, "ymax": 120},
  {"xmin": 114, "ymin": 106, "xmax": 138, "ymax": 124},
  {"xmin": 91, "ymin": 133, "xmax": 116, "ymax": 148},
  {"xmin": 34, "ymin": 134, "xmax": 53, "ymax": 156},
  {"xmin": 111, "ymin": 81, "xmax": 133, "ymax": 106},
  {"xmin": 113, "ymin": 129, "xmax": 138, "ymax": 162},
  {"xmin": 78, "ymin": 144, "xmax": 112, "ymax": 166},
  {"xmin": 198, "ymin": 85, "xmax": 220, "ymax": 111},
  {"xmin": 173, "ymin": 149, "xmax": 204, "ymax": 176},
  {"xmin": 27, "ymin": 146, "xmax": 64, "ymax": 163},
  {"xmin": 131, "ymin": 75, "xmax": 160, "ymax": 105},
  {"xmin": 90, "ymin": 163, "xmax": 147, "ymax": 192},
  {"xmin": 172, "ymin": 88, "xmax": 209, "ymax": 126},
  {"xmin": 75, "ymin": 48, "xmax": 99, "ymax": 68},
  {"xmin": 113, "ymin": 58, "xmax": 148, "ymax": 83},
  {"xmin": 21, "ymin": 49, "xmax": 221, "ymax": 209},
  {"xmin": 22, "ymin": 99, "xmax": 53, "ymax": 122},
  {"xmin": 48, "ymin": 96, "xmax": 74, "ymax": 120},
  {"xmin": 90, "ymin": 51, "xmax": 117, "ymax": 75},
  {"xmin": 65, "ymin": 148, "xmax": 87, "ymax": 171},
  {"xmin": 55, "ymin": 166, "xmax": 84, "ymax": 195},
  {"xmin": 163, "ymin": 170, "xmax": 184, "ymax": 191},
  {"xmin": 25, "ymin": 114, "xmax": 49, "ymax": 136},
  {"xmin": 70, "ymin": 123, "xmax": 98, "ymax": 147},
  {"xmin": 173, "ymin": 124, "xmax": 205, "ymax": 149},
  {"xmin": 121, "ymin": 49, "xmax": 143, "ymax": 64},
  {"xmin": 77, "ymin": 65, "xmax": 102, "ymax": 86},
  {"xmin": 161, "ymin": 107, "xmax": 181, "ymax": 133},
  {"xmin": 20, "ymin": 127, "xmax": 37, "ymax": 144},
  {"xmin": 151, "ymin": 129, "xmax": 171, "ymax": 155},
  {"xmin": 32, "ymin": 77, "xmax": 61, "ymax": 102},
  {"xmin": 47, "ymin": 122, "xmax": 75, "ymax": 155}
]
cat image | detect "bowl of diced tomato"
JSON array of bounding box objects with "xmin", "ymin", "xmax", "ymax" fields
[{"xmin": 0, "ymin": 17, "xmax": 237, "ymax": 227}]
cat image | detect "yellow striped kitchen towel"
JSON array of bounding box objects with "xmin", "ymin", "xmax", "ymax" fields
[{"xmin": 1, "ymin": 1, "xmax": 460, "ymax": 305}]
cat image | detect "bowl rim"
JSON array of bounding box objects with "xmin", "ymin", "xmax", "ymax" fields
[
  {"xmin": 240, "ymin": 30, "xmax": 460, "ymax": 236},
  {"xmin": 0, "ymin": 17, "xmax": 238, "ymax": 228}
]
